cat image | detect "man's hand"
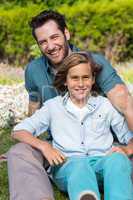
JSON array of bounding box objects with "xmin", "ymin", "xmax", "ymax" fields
[
  {"xmin": 110, "ymin": 146, "xmax": 130, "ymax": 155},
  {"xmin": 110, "ymin": 139, "xmax": 133, "ymax": 156},
  {"xmin": 39, "ymin": 141, "xmax": 66, "ymax": 166}
]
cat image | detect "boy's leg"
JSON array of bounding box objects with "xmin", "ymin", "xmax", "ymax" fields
[
  {"xmin": 103, "ymin": 153, "xmax": 133, "ymax": 200},
  {"xmin": 53, "ymin": 157, "xmax": 100, "ymax": 200},
  {"xmin": 130, "ymin": 157, "xmax": 133, "ymax": 180},
  {"xmin": 7, "ymin": 143, "xmax": 54, "ymax": 200}
]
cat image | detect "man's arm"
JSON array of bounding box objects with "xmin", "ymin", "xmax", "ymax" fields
[
  {"xmin": 107, "ymin": 84, "xmax": 133, "ymax": 131},
  {"xmin": 25, "ymin": 63, "xmax": 41, "ymax": 116},
  {"xmin": 93, "ymin": 53, "xmax": 133, "ymax": 131},
  {"xmin": 28, "ymin": 100, "xmax": 41, "ymax": 116},
  {"xmin": 12, "ymin": 130, "xmax": 66, "ymax": 165}
]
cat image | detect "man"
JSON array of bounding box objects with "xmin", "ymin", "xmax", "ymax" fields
[{"xmin": 7, "ymin": 10, "xmax": 133, "ymax": 200}]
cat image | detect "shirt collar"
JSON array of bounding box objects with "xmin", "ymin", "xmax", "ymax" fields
[{"xmin": 62, "ymin": 93, "xmax": 101, "ymax": 113}]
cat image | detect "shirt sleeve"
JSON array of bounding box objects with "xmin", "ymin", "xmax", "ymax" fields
[
  {"xmin": 13, "ymin": 104, "xmax": 50, "ymax": 136},
  {"xmin": 25, "ymin": 63, "xmax": 40, "ymax": 102},
  {"xmin": 109, "ymin": 103, "xmax": 133, "ymax": 144},
  {"xmin": 92, "ymin": 53, "xmax": 124, "ymax": 94}
]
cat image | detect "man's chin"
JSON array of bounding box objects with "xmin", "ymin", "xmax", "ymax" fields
[{"xmin": 47, "ymin": 55, "xmax": 63, "ymax": 64}]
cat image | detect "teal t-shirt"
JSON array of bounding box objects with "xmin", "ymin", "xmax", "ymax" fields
[{"xmin": 25, "ymin": 46, "xmax": 123, "ymax": 106}]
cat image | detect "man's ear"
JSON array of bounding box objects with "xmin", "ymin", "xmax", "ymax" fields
[{"xmin": 64, "ymin": 28, "xmax": 70, "ymax": 41}]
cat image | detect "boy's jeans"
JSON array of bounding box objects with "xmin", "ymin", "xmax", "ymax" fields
[{"xmin": 53, "ymin": 153, "xmax": 133, "ymax": 200}]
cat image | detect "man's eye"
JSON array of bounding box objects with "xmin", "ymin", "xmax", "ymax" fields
[
  {"xmin": 39, "ymin": 41, "xmax": 47, "ymax": 46},
  {"xmin": 52, "ymin": 35, "xmax": 59, "ymax": 40}
]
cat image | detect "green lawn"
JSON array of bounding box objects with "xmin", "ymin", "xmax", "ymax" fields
[{"xmin": 0, "ymin": 128, "xmax": 68, "ymax": 200}]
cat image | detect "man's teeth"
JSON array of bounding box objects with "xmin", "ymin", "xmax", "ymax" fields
[{"xmin": 50, "ymin": 51, "xmax": 59, "ymax": 55}]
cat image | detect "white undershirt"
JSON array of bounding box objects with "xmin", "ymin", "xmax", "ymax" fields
[{"xmin": 66, "ymin": 98, "xmax": 88, "ymax": 121}]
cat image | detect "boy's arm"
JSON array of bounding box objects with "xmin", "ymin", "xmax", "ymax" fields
[
  {"xmin": 12, "ymin": 130, "xmax": 66, "ymax": 165},
  {"xmin": 108, "ymin": 100, "xmax": 133, "ymax": 156}
]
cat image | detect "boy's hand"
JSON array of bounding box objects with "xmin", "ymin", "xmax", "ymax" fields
[{"xmin": 39, "ymin": 141, "xmax": 66, "ymax": 166}]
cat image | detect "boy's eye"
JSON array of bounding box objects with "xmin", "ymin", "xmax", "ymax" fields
[
  {"xmin": 84, "ymin": 76, "xmax": 89, "ymax": 79},
  {"xmin": 71, "ymin": 76, "xmax": 78, "ymax": 80}
]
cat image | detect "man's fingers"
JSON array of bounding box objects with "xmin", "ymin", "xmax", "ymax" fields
[{"xmin": 111, "ymin": 146, "xmax": 126, "ymax": 155}]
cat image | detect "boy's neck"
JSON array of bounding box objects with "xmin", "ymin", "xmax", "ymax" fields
[{"xmin": 70, "ymin": 98, "xmax": 88, "ymax": 108}]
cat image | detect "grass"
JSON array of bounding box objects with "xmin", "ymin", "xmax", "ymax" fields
[
  {"xmin": 118, "ymin": 68, "xmax": 133, "ymax": 83},
  {"xmin": 0, "ymin": 128, "xmax": 14, "ymax": 200},
  {"xmin": 0, "ymin": 75, "xmax": 23, "ymax": 85}
]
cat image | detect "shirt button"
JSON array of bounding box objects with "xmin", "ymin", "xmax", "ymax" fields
[
  {"xmin": 81, "ymin": 122, "xmax": 83, "ymax": 125},
  {"xmin": 81, "ymin": 142, "xmax": 84, "ymax": 145},
  {"xmin": 86, "ymin": 152, "xmax": 89, "ymax": 156}
]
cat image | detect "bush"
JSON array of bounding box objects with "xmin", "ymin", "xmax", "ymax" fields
[
  {"xmin": 0, "ymin": 0, "xmax": 133, "ymax": 65},
  {"xmin": 61, "ymin": 0, "xmax": 133, "ymax": 63}
]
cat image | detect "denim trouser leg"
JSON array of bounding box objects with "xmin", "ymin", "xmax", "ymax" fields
[
  {"xmin": 53, "ymin": 157, "xmax": 100, "ymax": 200},
  {"xmin": 102, "ymin": 153, "xmax": 133, "ymax": 200}
]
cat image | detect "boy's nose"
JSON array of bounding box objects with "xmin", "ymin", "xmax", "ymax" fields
[{"xmin": 79, "ymin": 78, "xmax": 84, "ymax": 86}]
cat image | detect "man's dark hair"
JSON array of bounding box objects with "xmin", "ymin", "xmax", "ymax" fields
[{"xmin": 29, "ymin": 10, "xmax": 67, "ymax": 40}]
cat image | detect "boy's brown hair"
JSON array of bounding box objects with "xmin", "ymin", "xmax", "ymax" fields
[{"xmin": 54, "ymin": 52, "xmax": 102, "ymax": 96}]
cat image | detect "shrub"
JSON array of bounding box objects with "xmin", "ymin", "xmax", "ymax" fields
[{"xmin": 0, "ymin": 0, "xmax": 133, "ymax": 65}]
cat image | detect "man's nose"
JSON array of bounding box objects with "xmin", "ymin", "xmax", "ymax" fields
[{"xmin": 47, "ymin": 41, "xmax": 55, "ymax": 51}]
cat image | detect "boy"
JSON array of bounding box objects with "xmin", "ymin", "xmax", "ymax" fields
[{"xmin": 12, "ymin": 52, "xmax": 133, "ymax": 200}]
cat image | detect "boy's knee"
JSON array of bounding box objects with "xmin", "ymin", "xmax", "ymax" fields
[{"xmin": 105, "ymin": 153, "xmax": 131, "ymax": 172}]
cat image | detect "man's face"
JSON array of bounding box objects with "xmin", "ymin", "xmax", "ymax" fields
[
  {"xmin": 65, "ymin": 63, "xmax": 95, "ymax": 107},
  {"xmin": 35, "ymin": 20, "xmax": 71, "ymax": 66}
]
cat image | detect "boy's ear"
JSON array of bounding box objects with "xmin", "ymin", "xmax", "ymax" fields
[{"xmin": 64, "ymin": 28, "xmax": 70, "ymax": 41}]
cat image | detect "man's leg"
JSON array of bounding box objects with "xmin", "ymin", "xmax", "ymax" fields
[
  {"xmin": 7, "ymin": 143, "xmax": 54, "ymax": 200},
  {"xmin": 103, "ymin": 153, "xmax": 133, "ymax": 200}
]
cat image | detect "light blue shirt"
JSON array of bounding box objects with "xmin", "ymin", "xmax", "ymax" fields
[{"xmin": 13, "ymin": 94, "xmax": 133, "ymax": 157}]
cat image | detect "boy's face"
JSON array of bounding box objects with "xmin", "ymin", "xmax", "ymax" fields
[
  {"xmin": 35, "ymin": 20, "xmax": 71, "ymax": 66},
  {"xmin": 65, "ymin": 63, "xmax": 95, "ymax": 107}
]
